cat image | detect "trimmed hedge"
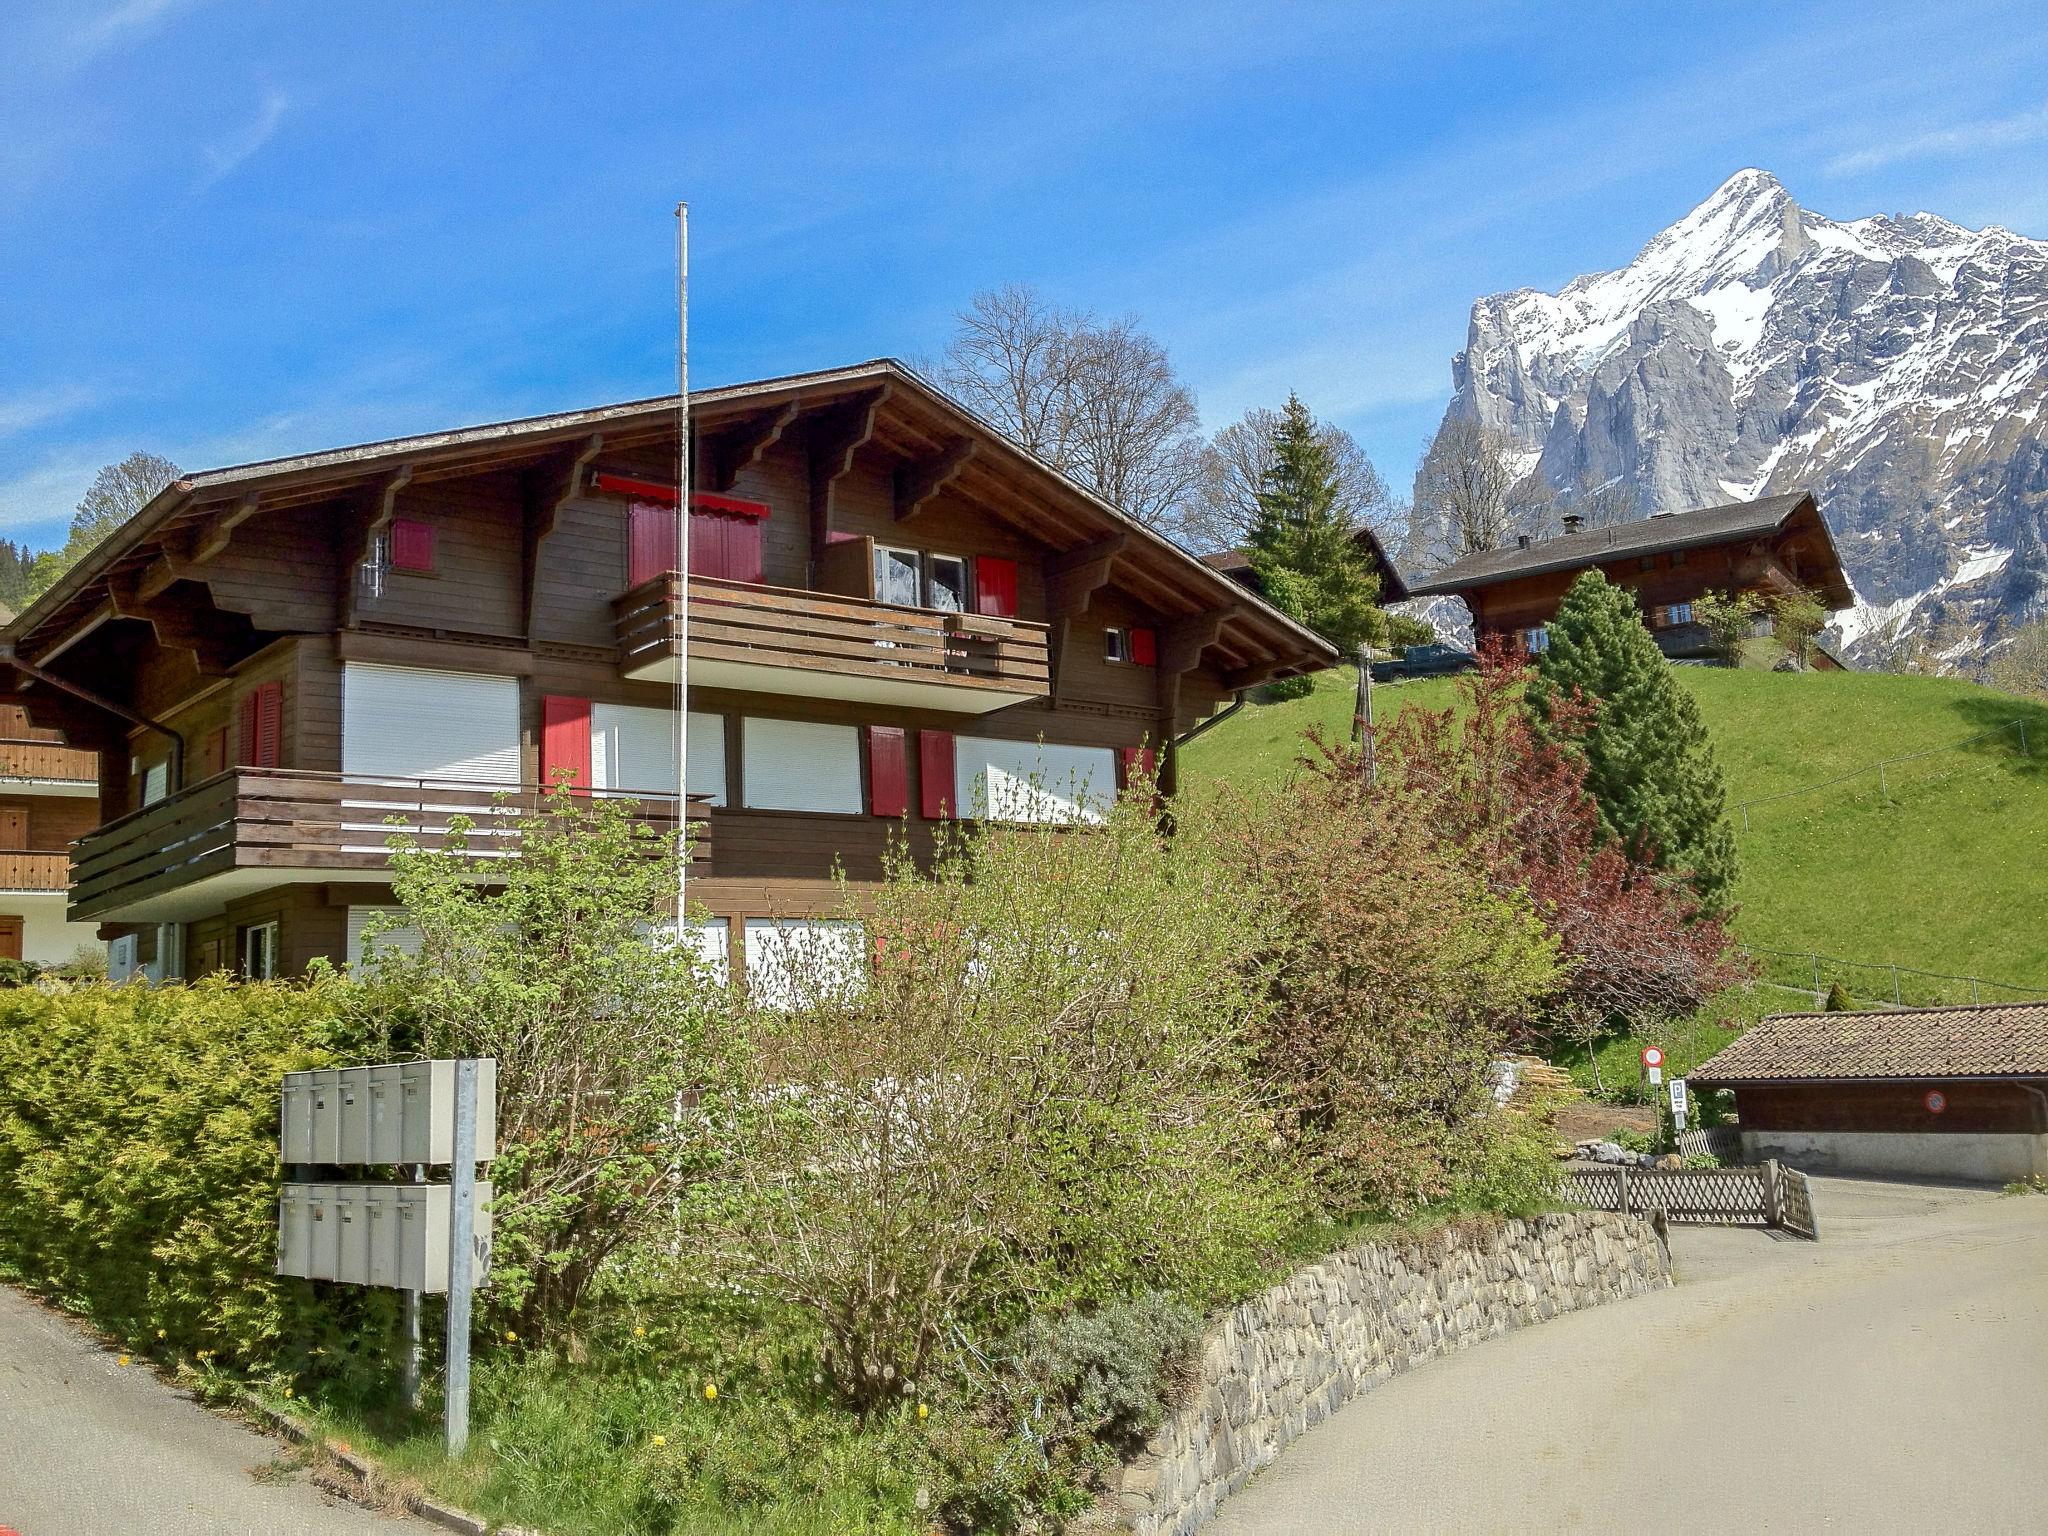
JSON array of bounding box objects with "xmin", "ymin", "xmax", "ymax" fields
[{"xmin": 0, "ymin": 977, "xmax": 392, "ymax": 1377}]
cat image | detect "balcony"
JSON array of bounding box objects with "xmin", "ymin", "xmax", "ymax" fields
[
  {"xmin": 69, "ymin": 769, "xmax": 711, "ymax": 924},
  {"xmin": 614, "ymin": 574, "xmax": 1052, "ymax": 713},
  {"xmin": 0, "ymin": 740, "xmax": 98, "ymax": 792},
  {"xmin": 0, "ymin": 851, "xmax": 70, "ymax": 892}
]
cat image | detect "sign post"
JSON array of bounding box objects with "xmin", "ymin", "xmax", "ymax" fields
[
  {"xmin": 444, "ymin": 1058, "xmax": 479, "ymax": 1456},
  {"xmin": 1668, "ymin": 1077, "xmax": 1689, "ymax": 1134},
  {"xmin": 1641, "ymin": 1044, "xmax": 1664, "ymax": 1088}
]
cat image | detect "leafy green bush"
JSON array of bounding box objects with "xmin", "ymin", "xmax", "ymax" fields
[
  {"xmin": 0, "ymin": 976, "xmax": 392, "ymax": 1378},
  {"xmin": 0, "ymin": 957, "xmax": 41, "ymax": 987},
  {"xmin": 1260, "ymin": 672, "xmax": 1316, "ymax": 702}
]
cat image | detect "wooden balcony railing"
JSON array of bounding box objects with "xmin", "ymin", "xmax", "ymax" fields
[
  {"xmin": 0, "ymin": 741, "xmax": 97, "ymax": 782},
  {"xmin": 69, "ymin": 769, "xmax": 711, "ymax": 922},
  {"xmin": 613, "ymin": 574, "xmax": 1052, "ymax": 706},
  {"xmin": 0, "ymin": 851, "xmax": 70, "ymax": 891}
]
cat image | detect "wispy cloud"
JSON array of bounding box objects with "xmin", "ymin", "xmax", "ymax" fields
[
  {"xmin": 70, "ymin": 0, "xmax": 194, "ymax": 59},
  {"xmin": 198, "ymin": 86, "xmax": 289, "ymax": 189},
  {"xmin": 0, "ymin": 385, "xmax": 102, "ymax": 440},
  {"xmin": 1827, "ymin": 100, "xmax": 2048, "ymax": 175}
]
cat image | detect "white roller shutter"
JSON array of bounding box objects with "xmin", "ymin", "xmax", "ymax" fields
[
  {"xmin": 591, "ymin": 705, "xmax": 726, "ymax": 806},
  {"xmin": 955, "ymin": 738, "xmax": 1116, "ymax": 824},
  {"xmin": 342, "ymin": 664, "xmax": 521, "ymax": 784},
  {"xmin": 741, "ymin": 718, "xmax": 861, "ymax": 814},
  {"xmin": 743, "ymin": 918, "xmax": 865, "ymax": 1009},
  {"xmin": 346, "ymin": 906, "xmax": 424, "ymax": 973}
]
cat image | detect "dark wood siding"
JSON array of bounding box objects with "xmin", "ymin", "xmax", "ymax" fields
[{"xmin": 1734, "ymin": 1080, "xmax": 2048, "ymax": 1135}]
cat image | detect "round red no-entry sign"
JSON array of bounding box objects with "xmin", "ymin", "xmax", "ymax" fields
[
  {"xmin": 1925, "ymin": 1089, "xmax": 1947, "ymax": 1114},
  {"xmin": 1641, "ymin": 1046, "xmax": 1665, "ymax": 1069}
]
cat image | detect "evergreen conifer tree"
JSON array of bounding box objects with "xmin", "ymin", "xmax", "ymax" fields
[
  {"xmin": 1527, "ymin": 570, "xmax": 1739, "ymax": 915},
  {"xmin": 1247, "ymin": 395, "xmax": 1382, "ymax": 660}
]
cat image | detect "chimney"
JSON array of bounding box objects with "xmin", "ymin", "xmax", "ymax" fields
[
  {"xmin": 1562, "ymin": 512, "xmax": 1584, "ymax": 533},
  {"xmin": 1516, "ymin": 533, "xmax": 1531, "ymax": 550}
]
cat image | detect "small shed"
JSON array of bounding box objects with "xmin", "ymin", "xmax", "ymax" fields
[{"xmin": 1690, "ymin": 1003, "xmax": 2048, "ymax": 1184}]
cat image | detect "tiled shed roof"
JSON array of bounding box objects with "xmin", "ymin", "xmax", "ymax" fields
[{"xmin": 1689, "ymin": 1002, "xmax": 2048, "ymax": 1085}]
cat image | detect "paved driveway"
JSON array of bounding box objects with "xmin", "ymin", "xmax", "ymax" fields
[
  {"xmin": 0, "ymin": 1283, "xmax": 421, "ymax": 1535},
  {"xmin": 1209, "ymin": 1178, "xmax": 2048, "ymax": 1534}
]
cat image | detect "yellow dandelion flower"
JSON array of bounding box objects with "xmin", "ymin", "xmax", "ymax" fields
[
  {"xmin": 117, "ymin": 1354, "xmax": 130, "ymax": 1366},
  {"xmin": 156, "ymin": 1329, "xmax": 166, "ymax": 1340},
  {"xmin": 652, "ymin": 1434, "xmax": 667, "ymax": 1448},
  {"xmin": 917, "ymin": 1402, "xmax": 930, "ymax": 1421},
  {"xmin": 284, "ymin": 1387, "xmax": 294, "ymax": 1399},
  {"xmin": 504, "ymin": 1330, "xmax": 518, "ymax": 1343},
  {"xmin": 633, "ymin": 1326, "xmax": 646, "ymax": 1338},
  {"xmin": 703, "ymin": 1382, "xmax": 718, "ymax": 1402}
]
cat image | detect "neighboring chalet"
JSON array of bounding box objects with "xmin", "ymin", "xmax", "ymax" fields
[
  {"xmin": 1198, "ymin": 525, "xmax": 1409, "ymax": 604},
  {"xmin": 1692, "ymin": 1003, "xmax": 2048, "ymax": 1184},
  {"xmin": 0, "ymin": 699, "xmax": 102, "ymax": 966},
  {"xmin": 0, "ymin": 361, "xmax": 1334, "ymax": 985},
  {"xmin": 1406, "ymin": 492, "xmax": 1853, "ymax": 664}
]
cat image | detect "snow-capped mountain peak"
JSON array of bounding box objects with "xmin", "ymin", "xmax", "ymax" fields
[{"xmin": 1439, "ymin": 170, "xmax": 2048, "ymax": 664}]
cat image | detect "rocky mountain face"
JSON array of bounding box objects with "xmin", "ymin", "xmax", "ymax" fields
[{"xmin": 1437, "ymin": 168, "xmax": 2048, "ymax": 662}]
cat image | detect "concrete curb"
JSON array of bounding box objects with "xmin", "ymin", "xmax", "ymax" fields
[{"xmin": 239, "ymin": 1393, "xmax": 510, "ymax": 1536}]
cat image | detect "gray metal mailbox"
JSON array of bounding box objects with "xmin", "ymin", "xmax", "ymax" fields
[
  {"xmin": 277, "ymin": 1181, "xmax": 491, "ymax": 1292},
  {"xmin": 280, "ymin": 1060, "xmax": 495, "ymax": 1169}
]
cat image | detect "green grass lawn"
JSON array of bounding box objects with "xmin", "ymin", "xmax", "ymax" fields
[{"xmin": 1181, "ymin": 665, "xmax": 2048, "ymax": 997}]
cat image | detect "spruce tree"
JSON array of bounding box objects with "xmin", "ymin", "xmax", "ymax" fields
[
  {"xmin": 1527, "ymin": 570, "xmax": 1739, "ymax": 916},
  {"xmin": 1247, "ymin": 395, "xmax": 1382, "ymax": 659}
]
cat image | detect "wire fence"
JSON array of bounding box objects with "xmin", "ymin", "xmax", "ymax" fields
[
  {"xmin": 1745, "ymin": 944, "xmax": 2048, "ymax": 1010},
  {"xmin": 1733, "ymin": 717, "xmax": 2031, "ymax": 832}
]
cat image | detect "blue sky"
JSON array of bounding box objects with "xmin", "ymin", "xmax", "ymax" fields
[{"xmin": 3, "ymin": 0, "xmax": 2045, "ymax": 548}]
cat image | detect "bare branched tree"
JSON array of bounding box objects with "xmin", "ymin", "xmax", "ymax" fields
[
  {"xmin": 1186, "ymin": 405, "xmax": 1395, "ymax": 552},
  {"xmin": 936, "ymin": 284, "xmax": 1205, "ymax": 535},
  {"xmin": 1408, "ymin": 416, "xmax": 1556, "ymax": 567}
]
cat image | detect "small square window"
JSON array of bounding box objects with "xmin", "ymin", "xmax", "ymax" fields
[
  {"xmin": 1639, "ymin": 555, "xmax": 1657, "ymax": 572},
  {"xmin": 875, "ymin": 546, "xmax": 921, "ymax": 607},
  {"xmin": 1104, "ymin": 627, "xmax": 1129, "ymax": 663},
  {"xmin": 927, "ymin": 554, "xmax": 969, "ymax": 613},
  {"xmin": 1671, "ymin": 549, "xmax": 1687, "ymax": 567}
]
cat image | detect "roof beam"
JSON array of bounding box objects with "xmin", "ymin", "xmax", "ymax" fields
[
  {"xmin": 1046, "ymin": 533, "xmax": 1127, "ymax": 618},
  {"xmin": 806, "ymin": 387, "xmax": 890, "ymax": 572},
  {"xmin": 707, "ymin": 403, "xmax": 799, "ymax": 492},
  {"xmin": 521, "ymin": 434, "xmax": 603, "ymax": 635},
  {"xmin": 190, "ymin": 492, "xmax": 262, "ymax": 563},
  {"xmin": 1157, "ymin": 604, "xmax": 1238, "ymax": 676},
  {"xmin": 893, "ymin": 437, "xmax": 977, "ymax": 522},
  {"xmin": 341, "ymin": 465, "xmax": 416, "ymax": 627},
  {"xmin": 107, "ymin": 571, "xmax": 239, "ymax": 677}
]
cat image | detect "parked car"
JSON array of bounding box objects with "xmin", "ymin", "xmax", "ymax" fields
[{"xmin": 1371, "ymin": 642, "xmax": 1476, "ymax": 682}]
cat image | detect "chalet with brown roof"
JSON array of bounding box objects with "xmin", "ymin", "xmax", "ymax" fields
[
  {"xmin": 1197, "ymin": 524, "xmax": 1408, "ymax": 604},
  {"xmin": 1692, "ymin": 1002, "xmax": 2048, "ymax": 1183},
  {"xmin": 0, "ymin": 360, "xmax": 1334, "ymax": 986},
  {"xmin": 1407, "ymin": 491, "xmax": 1853, "ymax": 664}
]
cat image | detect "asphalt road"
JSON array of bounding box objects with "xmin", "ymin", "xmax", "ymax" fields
[
  {"xmin": 0, "ymin": 1283, "xmax": 419, "ymax": 1535},
  {"xmin": 1209, "ymin": 1177, "xmax": 2048, "ymax": 1534}
]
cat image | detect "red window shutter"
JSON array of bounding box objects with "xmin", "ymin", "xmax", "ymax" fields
[
  {"xmin": 1118, "ymin": 746, "xmax": 1158, "ymax": 789},
  {"xmin": 687, "ymin": 510, "xmax": 765, "ymax": 585},
  {"xmin": 388, "ymin": 518, "xmax": 434, "ymax": 572},
  {"xmin": 236, "ymin": 691, "xmax": 259, "ymax": 768},
  {"xmin": 918, "ymin": 730, "xmax": 955, "ymax": 820},
  {"xmin": 542, "ymin": 695, "xmax": 592, "ymax": 793},
  {"xmin": 628, "ymin": 502, "xmax": 678, "ymax": 586},
  {"xmin": 868, "ymin": 726, "xmax": 908, "ymax": 818},
  {"xmin": 974, "ymin": 557, "xmax": 1018, "ymax": 618},
  {"xmin": 1129, "ymin": 626, "xmax": 1158, "ymax": 666}
]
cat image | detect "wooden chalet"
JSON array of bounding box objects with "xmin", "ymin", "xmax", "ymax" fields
[
  {"xmin": 1406, "ymin": 492, "xmax": 1853, "ymax": 664},
  {"xmin": 1198, "ymin": 524, "xmax": 1409, "ymax": 605},
  {"xmin": 0, "ymin": 360, "xmax": 1334, "ymax": 984}
]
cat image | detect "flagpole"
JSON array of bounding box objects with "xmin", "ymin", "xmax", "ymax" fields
[{"xmin": 674, "ymin": 202, "xmax": 690, "ymax": 928}]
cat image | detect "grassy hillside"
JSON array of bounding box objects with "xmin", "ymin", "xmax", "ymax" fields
[{"xmin": 1180, "ymin": 665, "xmax": 2048, "ymax": 999}]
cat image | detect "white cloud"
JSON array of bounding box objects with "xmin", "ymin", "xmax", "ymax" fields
[
  {"xmin": 0, "ymin": 385, "xmax": 101, "ymax": 440},
  {"xmin": 198, "ymin": 86, "xmax": 289, "ymax": 189},
  {"xmin": 1826, "ymin": 100, "xmax": 2048, "ymax": 175},
  {"xmin": 69, "ymin": 0, "xmax": 195, "ymax": 59}
]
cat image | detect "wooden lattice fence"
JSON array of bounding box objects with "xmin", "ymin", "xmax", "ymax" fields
[
  {"xmin": 1563, "ymin": 1159, "xmax": 1818, "ymax": 1238},
  {"xmin": 1676, "ymin": 1126, "xmax": 1746, "ymax": 1164}
]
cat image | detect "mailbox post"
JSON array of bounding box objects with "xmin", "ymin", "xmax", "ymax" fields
[{"xmin": 278, "ymin": 1058, "xmax": 495, "ymax": 1456}]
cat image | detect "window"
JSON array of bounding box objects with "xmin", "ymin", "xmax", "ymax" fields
[
  {"xmin": 1522, "ymin": 626, "xmax": 1550, "ymax": 655},
  {"xmin": 1668, "ymin": 601, "xmax": 1694, "ymax": 626},
  {"xmin": 239, "ymin": 921, "xmax": 279, "ymax": 981},
  {"xmin": 1639, "ymin": 556, "xmax": 1657, "ymax": 572},
  {"xmin": 954, "ymin": 737, "xmax": 1118, "ymax": 824},
  {"xmin": 346, "ymin": 907, "xmax": 423, "ymax": 974},
  {"xmin": 742, "ymin": 918, "xmax": 865, "ymax": 1009},
  {"xmin": 587, "ymin": 703, "xmax": 728, "ymax": 806},
  {"xmin": 741, "ymin": 718, "xmax": 862, "ymax": 814},
  {"xmin": 875, "ymin": 546, "xmax": 922, "ymax": 607},
  {"xmin": 341, "ymin": 664, "xmax": 520, "ymax": 784},
  {"xmin": 1671, "ymin": 549, "xmax": 1687, "ymax": 567},
  {"xmin": 141, "ymin": 759, "xmax": 170, "ymax": 806},
  {"xmin": 1104, "ymin": 627, "xmax": 1129, "ymax": 663},
  {"xmin": 873, "ymin": 547, "xmax": 971, "ymax": 611}
]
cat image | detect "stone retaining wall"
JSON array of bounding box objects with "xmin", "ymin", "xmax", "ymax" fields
[{"xmin": 1108, "ymin": 1211, "xmax": 1670, "ymax": 1535}]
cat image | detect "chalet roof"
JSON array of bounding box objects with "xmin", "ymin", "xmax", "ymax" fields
[
  {"xmin": 2, "ymin": 359, "xmax": 1335, "ymax": 681},
  {"xmin": 1689, "ymin": 1002, "xmax": 2048, "ymax": 1086},
  {"xmin": 1198, "ymin": 524, "xmax": 1409, "ymax": 603},
  {"xmin": 1406, "ymin": 492, "xmax": 1852, "ymax": 609}
]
